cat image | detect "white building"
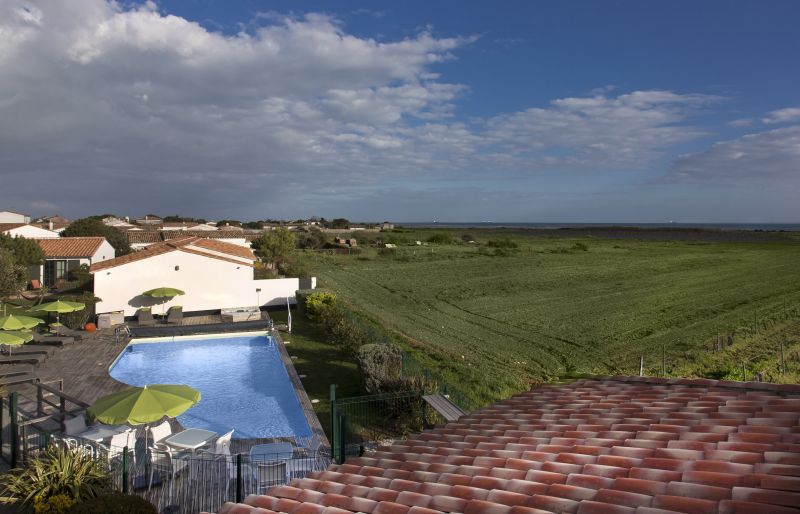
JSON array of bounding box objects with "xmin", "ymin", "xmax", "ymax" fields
[
  {"xmin": 91, "ymin": 236, "xmax": 314, "ymax": 317},
  {"xmin": 0, "ymin": 211, "xmax": 30, "ymax": 224},
  {"xmin": 34, "ymin": 237, "xmax": 116, "ymax": 286},
  {"xmin": 1, "ymin": 224, "xmax": 60, "ymax": 239}
]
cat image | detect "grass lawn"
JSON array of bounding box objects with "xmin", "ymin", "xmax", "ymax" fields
[
  {"xmin": 305, "ymin": 229, "xmax": 800, "ymax": 407},
  {"xmin": 269, "ymin": 309, "xmax": 363, "ymax": 438}
]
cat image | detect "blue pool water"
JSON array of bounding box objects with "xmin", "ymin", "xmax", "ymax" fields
[{"xmin": 110, "ymin": 334, "xmax": 312, "ymax": 439}]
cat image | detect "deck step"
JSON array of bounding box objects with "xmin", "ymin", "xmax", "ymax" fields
[{"xmin": 423, "ymin": 393, "xmax": 466, "ymax": 422}]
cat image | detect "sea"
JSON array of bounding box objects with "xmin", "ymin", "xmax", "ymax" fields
[{"xmin": 398, "ymin": 222, "xmax": 800, "ymax": 232}]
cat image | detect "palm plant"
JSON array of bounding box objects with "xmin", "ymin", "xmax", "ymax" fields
[{"xmin": 1, "ymin": 445, "xmax": 111, "ymax": 507}]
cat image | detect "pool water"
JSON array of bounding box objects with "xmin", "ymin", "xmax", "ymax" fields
[{"xmin": 110, "ymin": 334, "xmax": 312, "ymax": 439}]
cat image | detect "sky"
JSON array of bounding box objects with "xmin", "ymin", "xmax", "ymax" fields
[{"xmin": 0, "ymin": 0, "xmax": 798, "ymax": 222}]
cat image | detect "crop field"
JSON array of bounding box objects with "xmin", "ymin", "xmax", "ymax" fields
[{"xmin": 305, "ymin": 229, "xmax": 800, "ymax": 406}]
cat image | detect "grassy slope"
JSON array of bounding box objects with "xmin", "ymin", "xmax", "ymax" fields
[
  {"xmin": 307, "ymin": 234, "xmax": 800, "ymax": 406},
  {"xmin": 269, "ymin": 310, "xmax": 363, "ymax": 437}
]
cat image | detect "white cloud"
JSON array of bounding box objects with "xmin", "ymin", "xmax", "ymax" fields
[
  {"xmin": 669, "ymin": 125, "xmax": 800, "ymax": 183},
  {"xmin": 762, "ymin": 107, "xmax": 800, "ymax": 124},
  {"xmin": 0, "ymin": 0, "xmax": 751, "ymax": 219}
]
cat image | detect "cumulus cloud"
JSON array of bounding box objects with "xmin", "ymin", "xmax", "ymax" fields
[
  {"xmin": 669, "ymin": 125, "xmax": 800, "ymax": 183},
  {"xmin": 762, "ymin": 107, "xmax": 800, "ymax": 125},
  {"xmin": 0, "ymin": 0, "xmax": 741, "ymax": 218}
]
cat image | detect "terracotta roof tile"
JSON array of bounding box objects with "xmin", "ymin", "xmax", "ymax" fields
[
  {"xmin": 89, "ymin": 236, "xmax": 254, "ymax": 272},
  {"xmin": 222, "ymin": 377, "xmax": 800, "ymax": 514},
  {"xmin": 35, "ymin": 237, "xmax": 106, "ymax": 258}
]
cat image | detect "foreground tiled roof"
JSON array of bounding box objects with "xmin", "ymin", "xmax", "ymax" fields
[
  {"xmin": 217, "ymin": 377, "xmax": 800, "ymax": 514},
  {"xmin": 90, "ymin": 236, "xmax": 255, "ymax": 272},
  {"xmin": 35, "ymin": 237, "xmax": 106, "ymax": 258}
]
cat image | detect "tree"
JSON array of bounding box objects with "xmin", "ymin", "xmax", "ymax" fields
[
  {"xmin": 325, "ymin": 218, "xmax": 350, "ymax": 229},
  {"xmin": 62, "ymin": 218, "xmax": 131, "ymax": 255},
  {"xmin": 0, "ymin": 248, "xmax": 26, "ymax": 302},
  {"xmin": 0, "ymin": 233, "xmax": 45, "ymax": 266},
  {"xmin": 252, "ymin": 227, "xmax": 295, "ymax": 269}
]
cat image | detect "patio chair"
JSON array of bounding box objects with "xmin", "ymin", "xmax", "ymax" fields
[
  {"xmin": 0, "ymin": 354, "xmax": 46, "ymax": 366},
  {"xmin": 147, "ymin": 447, "xmax": 191, "ymax": 501},
  {"xmin": 256, "ymin": 461, "xmax": 289, "ymax": 493},
  {"xmin": 136, "ymin": 308, "xmax": 155, "ymax": 326},
  {"xmin": 292, "ymin": 434, "xmax": 328, "ymax": 474},
  {"xmin": 53, "ymin": 326, "xmax": 87, "ymax": 341},
  {"xmin": 3, "ymin": 344, "xmax": 55, "ymax": 357},
  {"xmin": 100, "ymin": 429, "xmax": 137, "ymax": 468},
  {"xmin": 167, "ymin": 306, "xmax": 183, "ymax": 325},
  {"xmin": 148, "ymin": 420, "xmax": 173, "ymax": 451},
  {"xmin": 0, "ymin": 373, "xmax": 39, "ymax": 387},
  {"xmin": 197, "ymin": 430, "xmax": 234, "ymax": 496}
]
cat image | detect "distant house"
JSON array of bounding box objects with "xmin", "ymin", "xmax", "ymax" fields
[
  {"xmin": 0, "ymin": 211, "xmax": 30, "ymax": 224},
  {"xmin": 382, "ymin": 221, "xmax": 395, "ymax": 230},
  {"xmin": 0, "ymin": 223, "xmax": 60, "ymax": 239},
  {"xmin": 134, "ymin": 214, "xmax": 163, "ymax": 225},
  {"xmin": 33, "ymin": 215, "xmax": 71, "ymax": 233},
  {"xmin": 33, "ymin": 237, "xmax": 115, "ymax": 286},
  {"xmin": 90, "ymin": 236, "xmax": 315, "ymax": 316},
  {"xmin": 126, "ymin": 229, "xmax": 256, "ymax": 251},
  {"xmin": 102, "ymin": 216, "xmax": 135, "ymax": 230},
  {"xmin": 334, "ymin": 237, "xmax": 358, "ymax": 247}
]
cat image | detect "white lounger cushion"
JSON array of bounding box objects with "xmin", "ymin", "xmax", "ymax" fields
[{"xmin": 63, "ymin": 415, "xmax": 87, "ymax": 436}]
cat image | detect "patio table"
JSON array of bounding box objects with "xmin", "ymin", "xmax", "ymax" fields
[
  {"xmin": 162, "ymin": 428, "xmax": 218, "ymax": 452},
  {"xmin": 249, "ymin": 442, "xmax": 294, "ymax": 461},
  {"xmin": 77, "ymin": 424, "xmax": 130, "ymax": 443}
]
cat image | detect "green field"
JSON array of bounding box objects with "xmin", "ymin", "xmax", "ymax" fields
[{"xmin": 305, "ymin": 230, "xmax": 800, "ymax": 406}]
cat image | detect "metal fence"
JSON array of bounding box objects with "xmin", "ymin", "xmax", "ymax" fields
[
  {"xmin": 1, "ymin": 400, "xmax": 331, "ymax": 513},
  {"xmin": 400, "ymin": 351, "xmax": 480, "ymax": 412}
]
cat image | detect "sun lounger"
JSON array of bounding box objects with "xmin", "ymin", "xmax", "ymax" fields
[
  {"xmin": 0, "ymin": 365, "xmax": 36, "ymax": 377},
  {"xmin": 137, "ymin": 308, "xmax": 155, "ymax": 326},
  {"xmin": 0, "ymin": 373, "xmax": 39, "ymax": 387},
  {"xmin": 167, "ymin": 306, "xmax": 183, "ymax": 325},
  {"xmin": 54, "ymin": 327, "xmax": 87, "ymax": 340},
  {"xmin": 31, "ymin": 333, "xmax": 75, "ymax": 346},
  {"xmin": 3, "ymin": 344, "xmax": 56, "ymax": 357},
  {"xmin": 0, "ymin": 354, "xmax": 45, "ymax": 366}
]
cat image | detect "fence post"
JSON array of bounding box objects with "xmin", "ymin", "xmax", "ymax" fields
[
  {"xmin": 0, "ymin": 395, "xmax": 4, "ymax": 449},
  {"xmin": 236, "ymin": 454, "xmax": 242, "ymax": 503},
  {"xmin": 10, "ymin": 391, "xmax": 18, "ymax": 468},
  {"xmin": 337, "ymin": 415, "xmax": 347, "ymax": 465},
  {"xmin": 661, "ymin": 345, "xmax": 666, "ymax": 377},
  {"xmin": 741, "ymin": 362, "xmax": 747, "ymax": 382},
  {"xmin": 639, "ymin": 356, "xmax": 644, "ymax": 377},
  {"xmin": 122, "ymin": 446, "xmax": 129, "ymax": 493},
  {"xmin": 329, "ymin": 384, "xmax": 337, "ymax": 463}
]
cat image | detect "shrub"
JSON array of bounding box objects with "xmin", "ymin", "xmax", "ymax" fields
[
  {"xmin": 356, "ymin": 344, "xmax": 404, "ymax": 393},
  {"xmin": 305, "ymin": 292, "xmax": 337, "ymax": 321},
  {"xmin": 68, "ymin": 493, "xmax": 157, "ymax": 513},
  {"xmin": 486, "ymin": 238, "xmax": 518, "ymax": 249},
  {"xmin": 35, "ymin": 494, "xmax": 75, "ymax": 514},
  {"xmin": 572, "ymin": 242, "xmax": 589, "ymax": 251},
  {"xmin": 59, "ymin": 292, "xmax": 100, "ymax": 330},
  {"xmin": 426, "ymin": 233, "xmax": 454, "ymax": 245},
  {"xmin": 1, "ymin": 445, "xmax": 111, "ymax": 507}
]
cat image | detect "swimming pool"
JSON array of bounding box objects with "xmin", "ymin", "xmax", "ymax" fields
[{"xmin": 110, "ymin": 333, "xmax": 312, "ymax": 439}]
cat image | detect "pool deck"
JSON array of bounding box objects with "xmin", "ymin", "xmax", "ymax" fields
[{"xmin": 8, "ymin": 318, "xmax": 327, "ymax": 452}]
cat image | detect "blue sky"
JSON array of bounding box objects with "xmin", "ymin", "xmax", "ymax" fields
[{"xmin": 0, "ymin": 0, "xmax": 798, "ymax": 222}]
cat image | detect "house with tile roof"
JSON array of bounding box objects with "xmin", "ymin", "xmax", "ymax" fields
[
  {"xmin": 0, "ymin": 223, "xmax": 60, "ymax": 239},
  {"xmin": 90, "ymin": 236, "xmax": 314, "ymax": 316},
  {"xmin": 125, "ymin": 229, "xmax": 257, "ymax": 251},
  {"xmin": 33, "ymin": 237, "xmax": 115, "ymax": 286},
  {"xmin": 0, "ymin": 210, "xmax": 31, "ymax": 224},
  {"xmin": 214, "ymin": 376, "xmax": 800, "ymax": 514}
]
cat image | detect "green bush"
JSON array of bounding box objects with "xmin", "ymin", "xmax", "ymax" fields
[
  {"xmin": 68, "ymin": 493, "xmax": 157, "ymax": 514},
  {"xmin": 34, "ymin": 494, "xmax": 75, "ymax": 514},
  {"xmin": 486, "ymin": 238, "xmax": 518, "ymax": 249},
  {"xmin": 59, "ymin": 292, "xmax": 100, "ymax": 330},
  {"xmin": 426, "ymin": 233, "xmax": 454, "ymax": 245},
  {"xmin": 305, "ymin": 292, "xmax": 337, "ymax": 320},
  {"xmin": 356, "ymin": 343, "xmax": 404, "ymax": 393},
  {"xmin": 1, "ymin": 445, "xmax": 111, "ymax": 507},
  {"xmin": 572, "ymin": 242, "xmax": 589, "ymax": 251}
]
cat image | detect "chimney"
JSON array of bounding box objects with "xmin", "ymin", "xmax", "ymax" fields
[{"xmin": 48, "ymin": 220, "xmax": 53, "ymax": 230}]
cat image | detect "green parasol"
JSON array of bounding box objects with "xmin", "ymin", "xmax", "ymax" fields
[
  {"xmin": 87, "ymin": 384, "xmax": 200, "ymax": 426},
  {"xmin": 0, "ymin": 314, "xmax": 44, "ymax": 331},
  {"xmin": 0, "ymin": 331, "xmax": 34, "ymax": 355},
  {"xmin": 31, "ymin": 300, "xmax": 85, "ymax": 334},
  {"xmin": 142, "ymin": 287, "xmax": 185, "ymax": 320}
]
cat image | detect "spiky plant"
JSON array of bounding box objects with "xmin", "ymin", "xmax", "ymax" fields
[{"xmin": 1, "ymin": 445, "xmax": 111, "ymax": 507}]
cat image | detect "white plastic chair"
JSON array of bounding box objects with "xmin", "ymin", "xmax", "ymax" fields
[
  {"xmin": 147, "ymin": 447, "xmax": 191, "ymax": 502},
  {"xmin": 256, "ymin": 461, "xmax": 288, "ymax": 493},
  {"xmin": 197, "ymin": 430, "xmax": 234, "ymax": 496},
  {"xmin": 148, "ymin": 420, "xmax": 172, "ymax": 451}
]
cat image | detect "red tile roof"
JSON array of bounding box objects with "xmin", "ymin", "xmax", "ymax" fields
[
  {"xmin": 0, "ymin": 223, "xmax": 26, "ymax": 232},
  {"xmin": 89, "ymin": 236, "xmax": 255, "ymax": 272},
  {"xmin": 35, "ymin": 237, "xmax": 107, "ymax": 258},
  {"xmin": 216, "ymin": 377, "xmax": 800, "ymax": 514}
]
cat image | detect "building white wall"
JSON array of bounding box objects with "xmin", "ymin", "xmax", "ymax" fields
[
  {"xmin": 0, "ymin": 211, "xmax": 29, "ymax": 223},
  {"xmin": 93, "ymin": 250, "xmax": 314, "ymax": 316},
  {"xmin": 2, "ymin": 225, "xmax": 59, "ymax": 238},
  {"xmin": 90, "ymin": 240, "xmax": 116, "ymax": 263}
]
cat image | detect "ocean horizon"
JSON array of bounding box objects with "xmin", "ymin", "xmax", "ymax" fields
[{"xmin": 397, "ymin": 222, "xmax": 800, "ymax": 231}]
